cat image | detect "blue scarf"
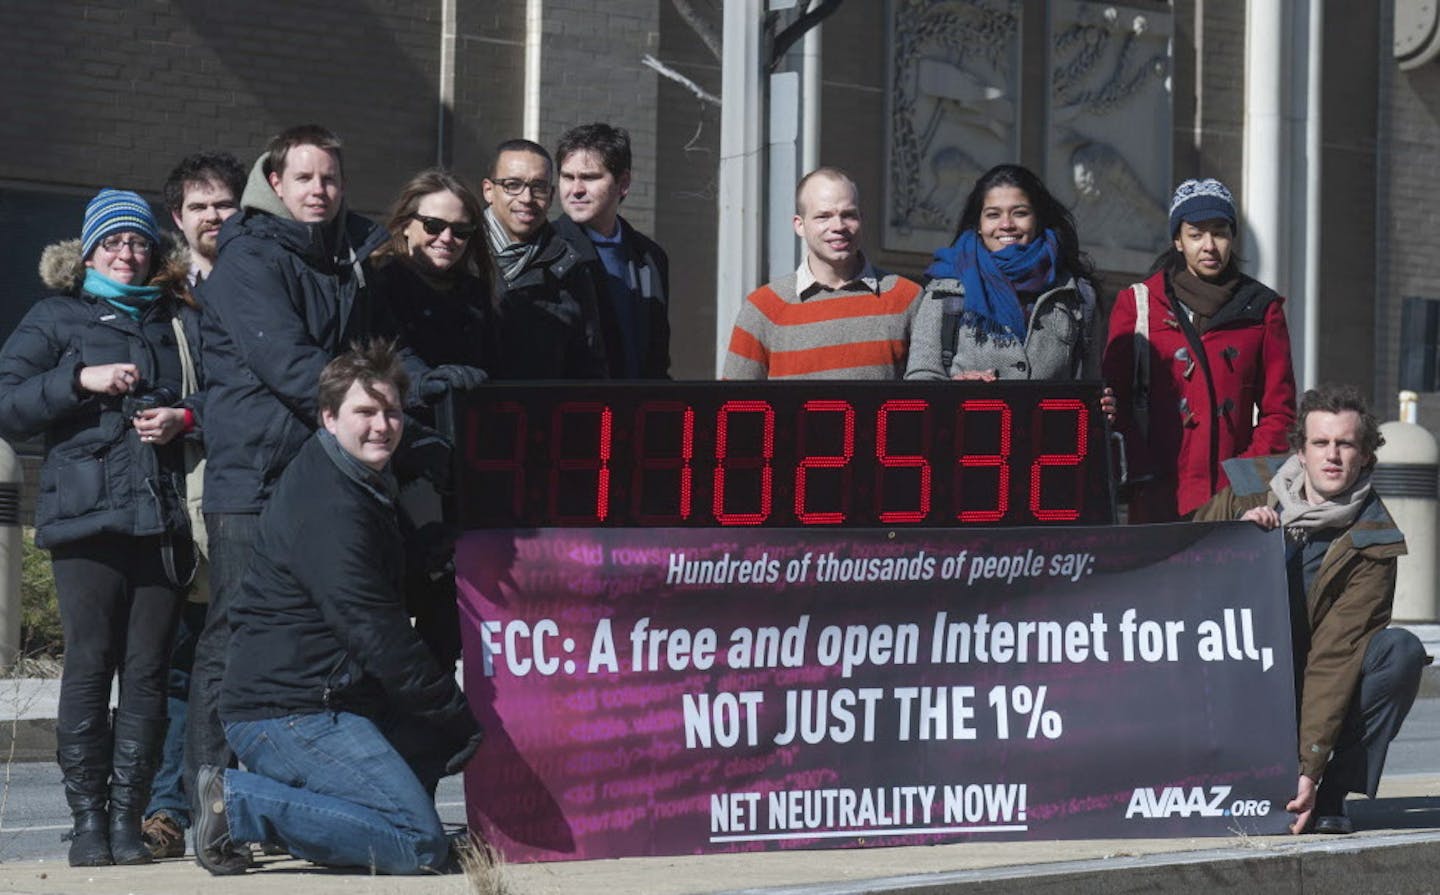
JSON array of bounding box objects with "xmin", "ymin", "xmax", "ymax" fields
[
  {"xmin": 83, "ymin": 269, "xmax": 162, "ymax": 320},
  {"xmin": 926, "ymin": 229, "xmax": 1062, "ymax": 342}
]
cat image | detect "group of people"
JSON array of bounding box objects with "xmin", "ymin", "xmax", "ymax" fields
[
  {"xmin": 724, "ymin": 162, "xmax": 1427, "ymax": 834},
  {"xmin": 723, "ymin": 164, "xmax": 1292, "ymax": 525},
  {"xmin": 0, "ymin": 122, "xmax": 670, "ymax": 875},
  {"xmin": 0, "ymin": 117, "xmax": 1426, "ymax": 878}
]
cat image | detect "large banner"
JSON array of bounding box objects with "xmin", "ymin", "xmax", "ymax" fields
[{"xmin": 458, "ymin": 523, "xmax": 1296, "ymax": 862}]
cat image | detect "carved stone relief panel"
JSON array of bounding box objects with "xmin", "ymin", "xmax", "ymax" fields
[
  {"xmin": 884, "ymin": 0, "xmax": 1023, "ymax": 255},
  {"xmin": 1047, "ymin": 1, "xmax": 1173, "ymax": 273}
]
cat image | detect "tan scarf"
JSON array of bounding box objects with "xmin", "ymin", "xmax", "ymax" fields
[
  {"xmin": 1172, "ymin": 268, "xmax": 1240, "ymax": 333},
  {"xmin": 1268, "ymin": 454, "xmax": 1372, "ymax": 533}
]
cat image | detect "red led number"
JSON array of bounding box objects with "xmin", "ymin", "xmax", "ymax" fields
[
  {"xmin": 955, "ymin": 399, "xmax": 1012, "ymax": 523},
  {"xmin": 548, "ymin": 402, "xmax": 612, "ymax": 523},
  {"xmin": 875, "ymin": 399, "xmax": 932, "ymax": 523},
  {"xmin": 713, "ymin": 400, "xmax": 774, "ymax": 525},
  {"xmin": 465, "ymin": 402, "xmax": 526, "ymax": 518},
  {"xmin": 631, "ymin": 401, "xmax": 695, "ymax": 523},
  {"xmin": 1030, "ymin": 399, "xmax": 1089, "ymax": 522},
  {"xmin": 794, "ymin": 400, "xmax": 855, "ymax": 525}
]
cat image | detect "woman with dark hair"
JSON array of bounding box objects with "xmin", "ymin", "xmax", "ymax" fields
[
  {"xmin": 906, "ymin": 163, "xmax": 1099, "ymax": 382},
  {"xmin": 0, "ymin": 190, "xmax": 198, "ymax": 866},
  {"xmin": 371, "ymin": 167, "xmax": 499, "ymax": 374},
  {"xmin": 370, "ymin": 168, "xmax": 498, "ymax": 685},
  {"xmin": 1102, "ymin": 178, "xmax": 1296, "ymax": 522}
]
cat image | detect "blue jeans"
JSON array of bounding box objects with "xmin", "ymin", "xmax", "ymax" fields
[
  {"xmin": 146, "ymin": 598, "xmax": 209, "ymax": 825},
  {"xmin": 222, "ymin": 712, "xmax": 449, "ymax": 874}
]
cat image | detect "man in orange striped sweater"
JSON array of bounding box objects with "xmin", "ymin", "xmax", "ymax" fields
[{"xmin": 723, "ymin": 167, "xmax": 922, "ymax": 379}]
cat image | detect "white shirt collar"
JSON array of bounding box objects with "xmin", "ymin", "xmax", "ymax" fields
[{"xmin": 795, "ymin": 254, "xmax": 879, "ymax": 298}]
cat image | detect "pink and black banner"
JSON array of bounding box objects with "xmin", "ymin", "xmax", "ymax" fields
[{"xmin": 457, "ymin": 523, "xmax": 1296, "ymax": 862}]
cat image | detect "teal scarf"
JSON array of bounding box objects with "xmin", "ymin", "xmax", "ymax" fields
[{"xmin": 83, "ymin": 269, "xmax": 162, "ymax": 320}]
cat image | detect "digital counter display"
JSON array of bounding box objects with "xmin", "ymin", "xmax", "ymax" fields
[{"xmin": 449, "ymin": 382, "xmax": 1114, "ymax": 528}]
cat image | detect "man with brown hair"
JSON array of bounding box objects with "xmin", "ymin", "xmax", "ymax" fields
[
  {"xmin": 188, "ymin": 125, "xmax": 482, "ymax": 819},
  {"xmin": 1197, "ymin": 383, "xmax": 1427, "ymax": 835},
  {"xmin": 192, "ymin": 340, "xmax": 481, "ymax": 875}
]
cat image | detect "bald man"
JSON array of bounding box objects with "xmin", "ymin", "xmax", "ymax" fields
[{"xmin": 723, "ymin": 167, "xmax": 922, "ymax": 379}]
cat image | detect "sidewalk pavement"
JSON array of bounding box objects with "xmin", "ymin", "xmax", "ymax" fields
[
  {"xmin": 0, "ymin": 773, "xmax": 1436, "ymax": 895},
  {"xmin": 4, "ymin": 631, "xmax": 1440, "ymax": 894}
]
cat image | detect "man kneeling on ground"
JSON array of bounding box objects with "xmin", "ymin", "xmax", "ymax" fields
[
  {"xmin": 1196, "ymin": 383, "xmax": 1427, "ymax": 834},
  {"xmin": 193, "ymin": 340, "xmax": 482, "ymax": 874}
]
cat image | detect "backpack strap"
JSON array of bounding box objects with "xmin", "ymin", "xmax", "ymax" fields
[
  {"xmin": 1131, "ymin": 281, "xmax": 1151, "ymax": 438},
  {"xmin": 939, "ymin": 283, "xmax": 965, "ymax": 375}
]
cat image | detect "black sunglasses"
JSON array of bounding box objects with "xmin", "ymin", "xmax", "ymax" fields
[{"xmin": 411, "ymin": 214, "xmax": 477, "ymax": 240}]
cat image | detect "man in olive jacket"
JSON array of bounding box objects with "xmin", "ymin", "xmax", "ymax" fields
[{"xmin": 1196, "ymin": 384, "xmax": 1426, "ymax": 835}]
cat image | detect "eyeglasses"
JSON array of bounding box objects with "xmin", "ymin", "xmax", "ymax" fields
[
  {"xmin": 98, "ymin": 235, "xmax": 153, "ymax": 255},
  {"xmin": 411, "ymin": 214, "xmax": 476, "ymax": 240},
  {"xmin": 490, "ymin": 178, "xmax": 553, "ymax": 200}
]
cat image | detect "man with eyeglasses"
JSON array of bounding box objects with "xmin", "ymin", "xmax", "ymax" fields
[
  {"xmin": 188, "ymin": 126, "xmax": 482, "ymax": 866},
  {"xmin": 481, "ymin": 139, "xmax": 608, "ymax": 379},
  {"xmin": 554, "ymin": 123, "xmax": 670, "ymax": 380}
]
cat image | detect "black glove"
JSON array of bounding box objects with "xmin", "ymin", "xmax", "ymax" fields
[
  {"xmin": 444, "ymin": 728, "xmax": 485, "ymax": 776},
  {"xmin": 420, "ymin": 364, "xmax": 489, "ymax": 399}
]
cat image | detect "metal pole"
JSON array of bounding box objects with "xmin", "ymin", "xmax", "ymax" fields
[
  {"xmin": 0, "ymin": 440, "xmax": 22, "ymax": 670},
  {"xmin": 714, "ymin": 1, "xmax": 765, "ymax": 376}
]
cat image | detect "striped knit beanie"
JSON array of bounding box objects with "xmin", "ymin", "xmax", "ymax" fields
[
  {"xmin": 80, "ymin": 189, "xmax": 161, "ymax": 259},
  {"xmin": 1168, "ymin": 178, "xmax": 1236, "ymax": 237}
]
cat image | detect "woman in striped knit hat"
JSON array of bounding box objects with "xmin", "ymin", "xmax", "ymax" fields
[{"xmin": 0, "ymin": 189, "xmax": 199, "ymax": 866}]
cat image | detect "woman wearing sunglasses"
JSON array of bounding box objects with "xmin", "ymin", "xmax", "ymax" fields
[
  {"xmin": 370, "ymin": 168, "xmax": 498, "ymax": 696},
  {"xmin": 0, "ymin": 190, "xmax": 198, "ymax": 866},
  {"xmin": 372, "ymin": 168, "xmax": 499, "ymax": 379}
]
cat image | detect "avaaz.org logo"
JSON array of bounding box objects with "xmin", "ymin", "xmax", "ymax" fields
[{"xmin": 1124, "ymin": 785, "xmax": 1272, "ymax": 819}]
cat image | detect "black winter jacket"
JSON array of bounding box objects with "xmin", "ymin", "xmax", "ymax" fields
[
  {"xmin": 198, "ymin": 206, "xmax": 389, "ymax": 513},
  {"xmin": 0, "ymin": 268, "xmax": 190, "ymax": 548},
  {"xmin": 371, "ymin": 257, "xmax": 499, "ymax": 374},
  {"xmin": 554, "ymin": 215, "xmax": 670, "ymax": 379},
  {"xmin": 492, "ymin": 226, "xmax": 609, "ymax": 380},
  {"xmin": 219, "ymin": 433, "xmax": 478, "ymax": 748}
]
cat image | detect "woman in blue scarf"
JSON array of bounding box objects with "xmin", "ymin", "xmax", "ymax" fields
[
  {"xmin": 905, "ymin": 164, "xmax": 1099, "ymax": 382},
  {"xmin": 0, "ymin": 190, "xmax": 197, "ymax": 867}
]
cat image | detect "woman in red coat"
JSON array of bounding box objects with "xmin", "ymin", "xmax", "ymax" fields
[{"xmin": 1102, "ymin": 178, "xmax": 1297, "ymax": 522}]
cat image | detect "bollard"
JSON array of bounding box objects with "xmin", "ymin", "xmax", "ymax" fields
[
  {"xmin": 0, "ymin": 439, "xmax": 21, "ymax": 669},
  {"xmin": 1375, "ymin": 391, "xmax": 1439, "ymax": 623}
]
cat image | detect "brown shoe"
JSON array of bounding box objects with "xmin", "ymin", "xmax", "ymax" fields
[{"xmin": 141, "ymin": 812, "xmax": 186, "ymax": 860}]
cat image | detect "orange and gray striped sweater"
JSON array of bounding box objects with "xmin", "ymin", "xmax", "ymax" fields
[{"xmin": 722, "ymin": 270, "xmax": 923, "ymax": 379}]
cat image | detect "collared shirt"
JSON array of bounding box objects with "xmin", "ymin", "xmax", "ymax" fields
[
  {"xmin": 586, "ymin": 222, "xmax": 646, "ymax": 378},
  {"xmin": 794, "ymin": 254, "xmax": 880, "ymax": 300}
]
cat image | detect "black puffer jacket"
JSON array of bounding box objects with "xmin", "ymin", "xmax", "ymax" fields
[
  {"xmin": 0, "ymin": 242, "xmax": 190, "ymax": 548},
  {"xmin": 219, "ymin": 433, "xmax": 478, "ymax": 749},
  {"xmin": 493, "ymin": 226, "xmax": 608, "ymax": 380},
  {"xmin": 199, "ymin": 160, "xmax": 390, "ymax": 514}
]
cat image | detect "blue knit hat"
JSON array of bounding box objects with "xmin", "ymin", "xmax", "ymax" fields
[
  {"xmin": 81, "ymin": 189, "xmax": 161, "ymax": 259},
  {"xmin": 1168, "ymin": 178, "xmax": 1236, "ymax": 237}
]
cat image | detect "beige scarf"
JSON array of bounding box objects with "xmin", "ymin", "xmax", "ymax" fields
[{"xmin": 1268, "ymin": 454, "xmax": 1371, "ymax": 533}]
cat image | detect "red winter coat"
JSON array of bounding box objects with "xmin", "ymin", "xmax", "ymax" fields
[{"xmin": 1101, "ymin": 269, "xmax": 1296, "ymax": 520}]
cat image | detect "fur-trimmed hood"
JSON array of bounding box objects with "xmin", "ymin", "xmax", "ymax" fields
[{"xmin": 38, "ymin": 237, "xmax": 191, "ymax": 297}]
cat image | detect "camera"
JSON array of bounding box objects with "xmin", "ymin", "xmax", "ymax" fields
[{"xmin": 122, "ymin": 384, "xmax": 180, "ymax": 423}]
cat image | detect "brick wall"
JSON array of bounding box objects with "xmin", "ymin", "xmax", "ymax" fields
[
  {"xmin": 0, "ymin": 0, "xmax": 444, "ymax": 215},
  {"xmin": 536, "ymin": 0, "xmax": 660, "ymax": 235},
  {"xmin": 653, "ymin": 0, "xmax": 722, "ymax": 379},
  {"xmin": 1378, "ymin": 14, "xmax": 1440, "ymax": 423}
]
